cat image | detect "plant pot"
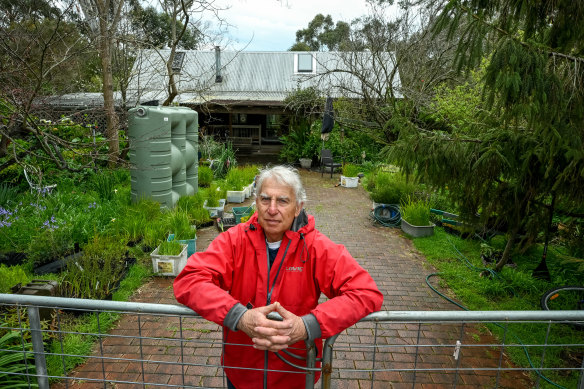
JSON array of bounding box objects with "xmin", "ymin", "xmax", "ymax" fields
[
  {"xmin": 299, "ymin": 158, "xmax": 312, "ymax": 169},
  {"xmin": 232, "ymin": 205, "xmax": 255, "ymax": 224},
  {"xmin": 150, "ymin": 243, "xmax": 188, "ymax": 276},
  {"xmin": 340, "ymin": 176, "xmax": 359, "ymax": 188},
  {"xmin": 227, "ymin": 189, "xmax": 246, "ymax": 203},
  {"xmin": 12, "ymin": 280, "xmax": 59, "ymax": 321},
  {"xmin": 167, "ymin": 234, "xmax": 197, "ymax": 258},
  {"xmin": 244, "ymin": 182, "xmax": 254, "ymax": 198},
  {"xmin": 203, "ymin": 198, "xmax": 226, "ymax": 218},
  {"xmin": 400, "ymin": 219, "xmax": 435, "ymax": 238}
]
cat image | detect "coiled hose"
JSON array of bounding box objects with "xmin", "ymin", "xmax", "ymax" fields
[{"xmin": 370, "ymin": 204, "xmax": 401, "ymax": 227}]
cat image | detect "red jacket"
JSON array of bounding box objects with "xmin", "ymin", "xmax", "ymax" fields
[{"xmin": 174, "ymin": 211, "xmax": 383, "ymax": 389}]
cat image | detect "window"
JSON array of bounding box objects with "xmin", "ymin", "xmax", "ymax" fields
[{"xmin": 296, "ymin": 53, "xmax": 314, "ymax": 73}]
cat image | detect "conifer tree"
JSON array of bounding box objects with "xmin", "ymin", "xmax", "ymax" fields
[{"xmin": 391, "ymin": 1, "xmax": 584, "ymax": 272}]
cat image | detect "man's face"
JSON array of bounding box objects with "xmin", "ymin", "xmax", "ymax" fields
[{"xmin": 256, "ymin": 177, "xmax": 302, "ymax": 242}]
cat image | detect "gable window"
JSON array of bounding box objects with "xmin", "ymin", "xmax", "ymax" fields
[{"xmin": 296, "ymin": 53, "xmax": 315, "ymax": 73}]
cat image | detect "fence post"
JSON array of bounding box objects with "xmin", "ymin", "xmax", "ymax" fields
[
  {"xmin": 578, "ymin": 354, "xmax": 584, "ymax": 389},
  {"xmin": 321, "ymin": 334, "xmax": 339, "ymax": 389},
  {"xmin": 304, "ymin": 340, "xmax": 316, "ymax": 389},
  {"xmin": 28, "ymin": 306, "xmax": 49, "ymax": 389}
]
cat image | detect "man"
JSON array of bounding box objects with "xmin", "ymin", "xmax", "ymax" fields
[{"xmin": 174, "ymin": 165, "xmax": 383, "ymax": 389}]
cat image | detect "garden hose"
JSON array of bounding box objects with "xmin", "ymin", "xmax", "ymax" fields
[
  {"xmin": 370, "ymin": 204, "xmax": 401, "ymax": 227},
  {"xmin": 424, "ymin": 236, "xmax": 566, "ymax": 389}
]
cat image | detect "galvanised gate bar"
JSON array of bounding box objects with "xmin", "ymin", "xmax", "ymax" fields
[{"xmin": 1, "ymin": 293, "xmax": 583, "ymax": 389}]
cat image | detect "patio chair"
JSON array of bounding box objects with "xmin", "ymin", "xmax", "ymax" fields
[
  {"xmin": 23, "ymin": 165, "xmax": 57, "ymax": 195},
  {"xmin": 320, "ymin": 149, "xmax": 342, "ymax": 178}
]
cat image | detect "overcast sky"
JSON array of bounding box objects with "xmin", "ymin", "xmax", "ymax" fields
[{"xmin": 213, "ymin": 0, "xmax": 381, "ymax": 51}]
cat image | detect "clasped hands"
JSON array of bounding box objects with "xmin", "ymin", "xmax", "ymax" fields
[{"xmin": 237, "ymin": 302, "xmax": 307, "ymax": 352}]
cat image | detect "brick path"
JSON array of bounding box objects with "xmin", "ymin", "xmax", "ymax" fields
[{"xmin": 52, "ymin": 169, "xmax": 533, "ymax": 388}]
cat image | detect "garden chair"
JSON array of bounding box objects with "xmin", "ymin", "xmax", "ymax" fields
[
  {"xmin": 23, "ymin": 165, "xmax": 57, "ymax": 195},
  {"xmin": 320, "ymin": 149, "xmax": 342, "ymax": 178}
]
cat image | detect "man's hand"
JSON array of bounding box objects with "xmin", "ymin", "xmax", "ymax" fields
[{"xmin": 237, "ymin": 302, "xmax": 307, "ymax": 352}]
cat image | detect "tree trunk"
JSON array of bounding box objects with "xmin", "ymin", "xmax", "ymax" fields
[
  {"xmin": 494, "ymin": 226, "xmax": 519, "ymax": 272},
  {"xmin": 99, "ymin": 31, "xmax": 119, "ymax": 167}
]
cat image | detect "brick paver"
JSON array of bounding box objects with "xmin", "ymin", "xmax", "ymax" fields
[{"xmin": 51, "ymin": 169, "xmax": 533, "ymax": 388}]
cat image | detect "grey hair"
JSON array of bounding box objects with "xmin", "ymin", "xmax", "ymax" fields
[{"xmin": 256, "ymin": 165, "xmax": 307, "ymax": 205}]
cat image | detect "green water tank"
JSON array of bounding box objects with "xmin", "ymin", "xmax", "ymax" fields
[{"xmin": 128, "ymin": 106, "xmax": 198, "ymax": 208}]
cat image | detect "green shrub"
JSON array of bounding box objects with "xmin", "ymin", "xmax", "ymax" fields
[
  {"xmin": 198, "ymin": 165, "xmax": 214, "ymax": 187},
  {"xmin": 59, "ymin": 235, "xmax": 128, "ymax": 300},
  {"xmin": 0, "ymin": 265, "xmax": 31, "ymax": 294},
  {"xmin": 401, "ymin": 196, "xmax": 431, "ymax": 226},
  {"xmin": 367, "ymin": 170, "xmax": 417, "ymax": 205},
  {"xmin": 342, "ymin": 163, "xmax": 361, "ymax": 177}
]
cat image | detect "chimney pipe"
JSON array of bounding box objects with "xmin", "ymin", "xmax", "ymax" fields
[{"xmin": 215, "ymin": 46, "xmax": 223, "ymax": 83}]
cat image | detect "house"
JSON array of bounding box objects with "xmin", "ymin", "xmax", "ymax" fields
[{"xmin": 127, "ymin": 48, "xmax": 401, "ymax": 157}]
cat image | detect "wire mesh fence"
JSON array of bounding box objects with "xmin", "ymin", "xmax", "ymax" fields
[{"xmin": 1, "ymin": 294, "xmax": 583, "ymax": 389}]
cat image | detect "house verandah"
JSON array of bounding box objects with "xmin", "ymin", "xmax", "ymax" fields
[{"xmin": 184, "ymin": 99, "xmax": 288, "ymax": 160}]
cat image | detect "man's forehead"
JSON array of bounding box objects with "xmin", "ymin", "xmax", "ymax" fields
[
  {"xmin": 259, "ymin": 192, "xmax": 291, "ymax": 199},
  {"xmin": 259, "ymin": 178, "xmax": 296, "ymax": 198}
]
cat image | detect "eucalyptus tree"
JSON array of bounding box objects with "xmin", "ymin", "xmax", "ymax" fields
[
  {"xmin": 294, "ymin": 14, "xmax": 352, "ymax": 51},
  {"xmin": 391, "ymin": 0, "xmax": 584, "ymax": 273}
]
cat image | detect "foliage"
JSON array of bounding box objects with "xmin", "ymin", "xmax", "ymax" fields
[
  {"xmin": 205, "ymin": 183, "xmax": 223, "ymax": 208},
  {"xmin": 198, "ymin": 135, "xmax": 224, "ymax": 160},
  {"xmin": 225, "ymin": 167, "xmax": 247, "ymax": 191},
  {"xmin": 294, "ymin": 13, "xmax": 352, "ymax": 51},
  {"xmin": 0, "ymin": 264, "xmax": 31, "ymax": 294},
  {"xmin": 412, "ymin": 227, "xmax": 583, "ymax": 388},
  {"xmin": 59, "ymin": 235, "xmax": 128, "ymax": 300},
  {"xmin": 176, "ymin": 192, "xmax": 210, "ymax": 227},
  {"xmin": 45, "ymin": 262, "xmax": 152, "ymax": 381},
  {"xmin": 157, "ymin": 240, "xmax": 183, "ymax": 256},
  {"xmin": 398, "ymin": 0, "xmax": 584, "ymax": 273},
  {"xmin": 163, "ymin": 210, "xmax": 195, "ymax": 240},
  {"xmin": 91, "ymin": 172, "xmax": 117, "ymax": 201},
  {"xmin": 365, "ymin": 169, "xmax": 417, "ymax": 205},
  {"xmin": 279, "ymin": 122, "xmax": 321, "ymax": 163},
  {"xmin": 129, "ymin": 4, "xmax": 200, "ymax": 50},
  {"xmin": 400, "ymin": 196, "xmax": 431, "ymax": 226},
  {"xmin": 342, "ymin": 163, "xmax": 361, "ymax": 177},
  {"xmin": 0, "ymin": 184, "xmax": 18, "ymax": 207},
  {"xmin": 0, "ymin": 325, "xmax": 37, "ymax": 388},
  {"xmin": 212, "ymin": 142, "xmax": 237, "ymax": 179},
  {"xmin": 198, "ymin": 165, "xmax": 213, "ymax": 187}
]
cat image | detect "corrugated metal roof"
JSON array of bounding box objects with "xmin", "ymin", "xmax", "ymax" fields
[{"xmin": 126, "ymin": 50, "xmax": 401, "ymax": 105}]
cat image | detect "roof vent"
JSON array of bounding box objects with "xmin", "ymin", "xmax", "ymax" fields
[{"xmin": 215, "ymin": 46, "xmax": 223, "ymax": 83}]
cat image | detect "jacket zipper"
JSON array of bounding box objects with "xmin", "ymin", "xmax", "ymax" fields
[{"xmin": 263, "ymin": 238, "xmax": 291, "ymax": 389}]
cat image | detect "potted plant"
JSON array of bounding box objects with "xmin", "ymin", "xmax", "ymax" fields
[
  {"xmin": 400, "ymin": 196, "xmax": 434, "ymax": 237},
  {"xmin": 166, "ymin": 210, "xmax": 197, "ymax": 258},
  {"xmin": 299, "ymin": 157, "xmax": 312, "ymax": 169},
  {"xmin": 225, "ymin": 168, "xmax": 247, "ymax": 203},
  {"xmin": 198, "ymin": 165, "xmax": 214, "ymax": 187},
  {"xmin": 341, "ymin": 164, "xmax": 361, "ymax": 188},
  {"xmin": 150, "ymin": 239, "xmax": 187, "ymax": 277},
  {"xmin": 203, "ymin": 183, "xmax": 226, "ymax": 218}
]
